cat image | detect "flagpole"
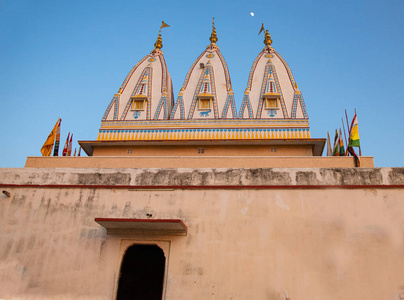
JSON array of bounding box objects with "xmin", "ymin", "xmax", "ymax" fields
[
  {"xmin": 341, "ymin": 118, "xmax": 348, "ymax": 155},
  {"xmin": 355, "ymin": 108, "xmax": 362, "ymax": 156},
  {"xmin": 344, "ymin": 109, "xmax": 351, "ymax": 156},
  {"xmin": 345, "ymin": 109, "xmax": 350, "ymax": 134}
]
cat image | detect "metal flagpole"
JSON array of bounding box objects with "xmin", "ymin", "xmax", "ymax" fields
[{"xmin": 341, "ymin": 118, "xmax": 348, "ymax": 155}]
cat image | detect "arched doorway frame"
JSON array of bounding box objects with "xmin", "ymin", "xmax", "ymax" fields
[{"xmin": 114, "ymin": 239, "xmax": 171, "ymax": 300}]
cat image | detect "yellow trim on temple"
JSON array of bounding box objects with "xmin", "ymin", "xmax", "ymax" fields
[{"xmin": 97, "ymin": 127, "xmax": 311, "ymax": 141}]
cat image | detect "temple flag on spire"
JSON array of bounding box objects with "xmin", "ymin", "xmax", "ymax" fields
[
  {"xmin": 53, "ymin": 118, "xmax": 61, "ymax": 156},
  {"xmin": 258, "ymin": 23, "xmax": 265, "ymax": 35},
  {"xmin": 62, "ymin": 132, "xmax": 70, "ymax": 156},
  {"xmin": 41, "ymin": 118, "xmax": 60, "ymax": 156},
  {"xmin": 154, "ymin": 21, "xmax": 170, "ymax": 50}
]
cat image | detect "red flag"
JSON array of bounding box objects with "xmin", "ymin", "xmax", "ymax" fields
[
  {"xmin": 67, "ymin": 134, "xmax": 73, "ymax": 156},
  {"xmin": 62, "ymin": 132, "xmax": 70, "ymax": 156}
]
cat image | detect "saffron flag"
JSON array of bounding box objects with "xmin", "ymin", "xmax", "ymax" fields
[
  {"xmin": 326, "ymin": 131, "xmax": 332, "ymax": 156},
  {"xmin": 349, "ymin": 113, "xmax": 360, "ymax": 147},
  {"xmin": 67, "ymin": 134, "xmax": 73, "ymax": 156},
  {"xmin": 161, "ymin": 21, "xmax": 170, "ymax": 28},
  {"xmin": 258, "ymin": 23, "xmax": 265, "ymax": 35},
  {"xmin": 73, "ymin": 148, "xmax": 76, "ymax": 157},
  {"xmin": 41, "ymin": 118, "xmax": 60, "ymax": 156},
  {"xmin": 62, "ymin": 132, "xmax": 70, "ymax": 156},
  {"xmin": 339, "ymin": 129, "xmax": 345, "ymax": 156},
  {"xmin": 53, "ymin": 119, "xmax": 61, "ymax": 156},
  {"xmin": 332, "ymin": 129, "xmax": 339, "ymax": 156}
]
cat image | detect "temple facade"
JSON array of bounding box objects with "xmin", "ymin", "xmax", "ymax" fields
[
  {"xmin": 75, "ymin": 20, "xmax": 329, "ymax": 166},
  {"xmin": 1, "ymin": 21, "xmax": 403, "ymax": 300}
]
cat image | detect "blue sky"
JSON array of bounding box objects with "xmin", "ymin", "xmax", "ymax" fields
[{"xmin": 0, "ymin": 0, "xmax": 403, "ymax": 167}]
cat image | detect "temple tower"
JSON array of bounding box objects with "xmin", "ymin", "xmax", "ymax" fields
[
  {"xmin": 171, "ymin": 18, "xmax": 237, "ymax": 120},
  {"xmin": 102, "ymin": 23, "xmax": 174, "ymax": 122},
  {"xmin": 240, "ymin": 27, "xmax": 308, "ymax": 120}
]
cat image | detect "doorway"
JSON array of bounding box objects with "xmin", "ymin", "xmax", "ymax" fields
[{"xmin": 116, "ymin": 244, "xmax": 166, "ymax": 300}]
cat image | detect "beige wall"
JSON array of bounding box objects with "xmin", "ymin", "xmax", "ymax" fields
[
  {"xmin": 25, "ymin": 156, "xmax": 375, "ymax": 169},
  {"xmin": 0, "ymin": 167, "xmax": 403, "ymax": 299},
  {"xmin": 92, "ymin": 145, "xmax": 314, "ymax": 157}
]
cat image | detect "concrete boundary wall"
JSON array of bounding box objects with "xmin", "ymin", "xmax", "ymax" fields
[{"xmin": 1, "ymin": 167, "xmax": 403, "ymax": 188}]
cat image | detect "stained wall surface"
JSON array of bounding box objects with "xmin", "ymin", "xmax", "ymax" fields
[
  {"xmin": 0, "ymin": 167, "xmax": 403, "ymax": 299},
  {"xmin": 24, "ymin": 156, "xmax": 375, "ymax": 169}
]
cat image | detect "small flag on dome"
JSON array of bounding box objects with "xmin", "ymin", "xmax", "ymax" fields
[
  {"xmin": 161, "ymin": 21, "xmax": 170, "ymax": 28},
  {"xmin": 258, "ymin": 23, "xmax": 265, "ymax": 35},
  {"xmin": 41, "ymin": 118, "xmax": 60, "ymax": 156}
]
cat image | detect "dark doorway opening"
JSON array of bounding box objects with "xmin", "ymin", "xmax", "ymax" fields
[{"xmin": 116, "ymin": 244, "xmax": 166, "ymax": 300}]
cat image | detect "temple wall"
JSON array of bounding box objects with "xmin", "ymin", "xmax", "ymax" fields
[
  {"xmin": 91, "ymin": 145, "xmax": 314, "ymax": 157},
  {"xmin": 0, "ymin": 167, "xmax": 403, "ymax": 299},
  {"xmin": 25, "ymin": 156, "xmax": 375, "ymax": 169}
]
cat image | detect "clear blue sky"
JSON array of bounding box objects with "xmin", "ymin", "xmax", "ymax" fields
[{"xmin": 1, "ymin": 0, "xmax": 403, "ymax": 167}]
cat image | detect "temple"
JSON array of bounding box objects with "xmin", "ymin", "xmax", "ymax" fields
[
  {"xmin": 2, "ymin": 21, "xmax": 403, "ymax": 300},
  {"xmin": 26, "ymin": 20, "xmax": 375, "ymax": 168},
  {"xmin": 84, "ymin": 21, "xmax": 324, "ymax": 160}
]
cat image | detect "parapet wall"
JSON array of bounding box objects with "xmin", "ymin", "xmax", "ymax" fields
[
  {"xmin": 2, "ymin": 166, "xmax": 401, "ymax": 188},
  {"xmin": 24, "ymin": 155, "xmax": 375, "ymax": 169}
]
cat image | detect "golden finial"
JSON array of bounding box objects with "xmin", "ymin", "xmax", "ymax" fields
[
  {"xmin": 154, "ymin": 33, "xmax": 163, "ymax": 50},
  {"xmin": 209, "ymin": 17, "xmax": 218, "ymax": 44},
  {"xmin": 259, "ymin": 24, "xmax": 272, "ymax": 47},
  {"xmin": 264, "ymin": 30, "xmax": 272, "ymax": 46},
  {"xmin": 154, "ymin": 21, "xmax": 170, "ymax": 51}
]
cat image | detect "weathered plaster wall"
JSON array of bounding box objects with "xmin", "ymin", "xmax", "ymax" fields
[
  {"xmin": 24, "ymin": 156, "xmax": 375, "ymax": 169},
  {"xmin": 0, "ymin": 167, "xmax": 403, "ymax": 299}
]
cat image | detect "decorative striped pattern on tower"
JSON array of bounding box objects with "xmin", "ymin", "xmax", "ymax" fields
[
  {"xmin": 97, "ymin": 127, "xmax": 311, "ymax": 141},
  {"xmin": 239, "ymin": 92, "xmax": 254, "ymax": 119},
  {"xmin": 102, "ymin": 94, "xmax": 120, "ymax": 121}
]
